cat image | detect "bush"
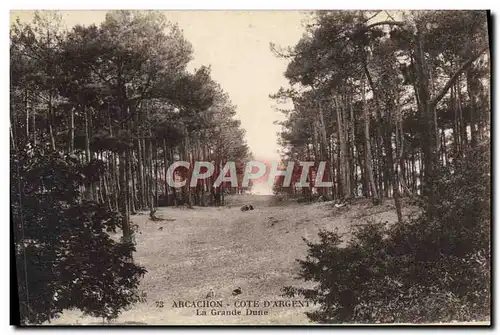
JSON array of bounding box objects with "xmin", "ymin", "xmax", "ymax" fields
[
  {"xmin": 12, "ymin": 146, "xmax": 147, "ymax": 325},
  {"xmin": 283, "ymin": 142, "xmax": 490, "ymax": 324}
]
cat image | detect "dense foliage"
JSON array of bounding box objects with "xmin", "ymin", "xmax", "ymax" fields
[
  {"xmin": 10, "ymin": 10, "xmax": 251, "ymax": 324},
  {"xmin": 12, "ymin": 147, "xmax": 147, "ymax": 324},
  {"xmin": 284, "ymin": 141, "xmax": 490, "ymax": 323},
  {"xmin": 10, "ymin": 10, "xmax": 252, "ymax": 240},
  {"xmin": 277, "ymin": 10, "xmax": 490, "ymax": 324},
  {"xmin": 272, "ymin": 11, "xmax": 489, "ymax": 220}
]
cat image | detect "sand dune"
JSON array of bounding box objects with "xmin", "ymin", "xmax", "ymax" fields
[{"xmin": 49, "ymin": 195, "xmax": 416, "ymax": 325}]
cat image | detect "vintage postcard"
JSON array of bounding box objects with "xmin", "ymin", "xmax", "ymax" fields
[{"xmin": 10, "ymin": 9, "xmax": 491, "ymax": 326}]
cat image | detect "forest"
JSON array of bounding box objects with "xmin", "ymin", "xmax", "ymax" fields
[
  {"xmin": 271, "ymin": 11, "xmax": 490, "ymax": 223},
  {"xmin": 273, "ymin": 10, "xmax": 491, "ymax": 323},
  {"xmin": 10, "ymin": 11, "xmax": 252, "ymax": 241},
  {"xmin": 10, "ymin": 10, "xmax": 491, "ymax": 325},
  {"xmin": 10, "ymin": 10, "xmax": 252, "ymax": 324}
]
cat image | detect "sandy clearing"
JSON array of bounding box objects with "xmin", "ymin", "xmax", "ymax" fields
[{"xmin": 48, "ymin": 195, "xmax": 416, "ymax": 325}]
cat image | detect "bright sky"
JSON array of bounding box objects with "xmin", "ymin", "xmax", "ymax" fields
[{"xmin": 11, "ymin": 10, "xmax": 306, "ymax": 166}]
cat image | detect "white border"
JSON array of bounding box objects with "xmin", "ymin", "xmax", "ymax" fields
[{"xmin": 4, "ymin": 1, "xmax": 498, "ymax": 10}]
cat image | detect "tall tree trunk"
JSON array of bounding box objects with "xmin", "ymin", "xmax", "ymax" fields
[
  {"xmin": 170, "ymin": 149, "xmax": 178, "ymax": 206},
  {"xmin": 466, "ymin": 67, "xmax": 479, "ymax": 148},
  {"xmin": 374, "ymin": 134, "xmax": 384, "ymax": 197},
  {"xmin": 10, "ymin": 124, "xmax": 17, "ymax": 151},
  {"xmin": 148, "ymin": 130, "xmax": 154, "ymax": 212},
  {"xmin": 47, "ymin": 92, "xmax": 56, "ymax": 151},
  {"xmin": 163, "ymin": 139, "xmax": 169, "ymax": 206},
  {"xmin": 451, "ymin": 84, "xmax": 459, "ymax": 155},
  {"xmin": 457, "ymin": 80, "xmax": 468, "ymax": 154},
  {"xmin": 120, "ymin": 150, "xmax": 132, "ymax": 255},
  {"xmin": 89, "ymin": 110, "xmax": 98, "ymax": 200},
  {"xmin": 361, "ymin": 79, "xmax": 379, "ymax": 202},
  {"xmin": 32, "ymin": 104, "xmax": 36, "ymax": 147},
  {"xmin": 141, "ymin": 138, "xmax": 148, "ymax": 209},
  {"xmin": 68, "ymin": 108, "xmax": 75, "ymax": 153},
  {"xmin": 349, "ymin": 94, "xmax": 356, "ymax": 197},
  {"xmin": 25, "ymin": 89, "xmax": 29, "ymax": 144},
  {"xmin": 84, "ymin": 108, "xmax": 93, "ymax": 200},
  {"xmin": 103, "ymin": 169, "xmax": 112, "ymax": 210},
  {"xmin": 154, "ymin": 144, "xmax": 159, "ymax": 208},
  {"xmin": 336, "ymin": 96, "xmax": 351, "ymax": 199},
  {"xmin": 381, "ymin": 97, "xmax": 403, "ymax": 223},
  {"xmin": 108, "ymin": 121, "xmax": 120, "ymax": 214},
  {"xmin": 136, "ymin": 139, "xmax": 144, "ymax": 210},
  {"xmin": 316, "ymin": 97, "xmax": 333, "ymax": 195},
  {"xmin": 129, "ymin": 151, "xmax": 136, "ymax": 214},
  {"xmin": 414, "ymin": 26, "xmax": 438, "ymax": 217},
  {"xmin": 357, "ymin": 143, "xmax": 367, "ymax": 197},
  {"xmin": 441, "ymin": 126, "xmax": 448, "ymax": 164}
]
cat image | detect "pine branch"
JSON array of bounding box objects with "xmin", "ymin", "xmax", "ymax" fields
[
  {"xmin": 364, "ymin": 20, "xmax": 406, "ymax": 31},
  {"xmin": 430, "ymin": 46, "xmax": 489, "ymax": 107}
]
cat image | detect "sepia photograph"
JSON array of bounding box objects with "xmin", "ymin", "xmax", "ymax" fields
[{"xmin": 9, "ymin": 8, "xmax": 491, "ymax": 326}]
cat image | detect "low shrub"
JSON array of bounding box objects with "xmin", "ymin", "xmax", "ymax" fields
[{"xmin": 284, "ymin": 142, "xmax": 490, "ymax": 324}]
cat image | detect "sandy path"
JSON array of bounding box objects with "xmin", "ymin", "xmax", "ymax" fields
[{"xmin": 48, "ymin": 195, "xmax": 410, "ymax": 325}]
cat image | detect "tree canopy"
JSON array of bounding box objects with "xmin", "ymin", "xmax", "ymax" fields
[{"xmin": 11, "ymin": 10, "xmax": 252, "ymax": 324}]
